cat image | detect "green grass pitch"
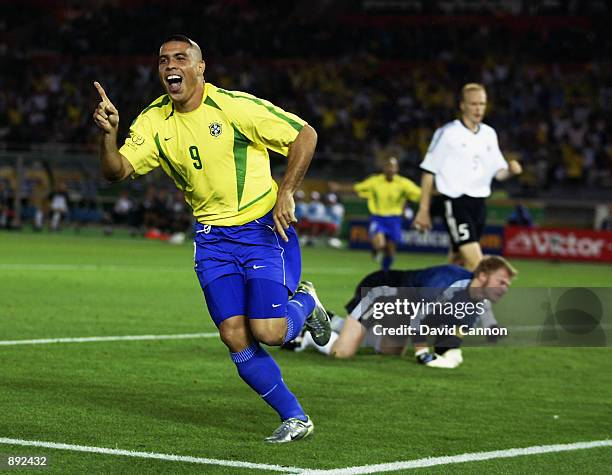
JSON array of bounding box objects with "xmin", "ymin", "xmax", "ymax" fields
[{"xmin": 0, "ymin": 231, "xmax": 611, "ymax": 473}]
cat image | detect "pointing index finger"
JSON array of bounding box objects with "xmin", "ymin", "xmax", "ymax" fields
[{"xmin": 94, "ymin": 81, "xmax": 111, "ymax": 104}]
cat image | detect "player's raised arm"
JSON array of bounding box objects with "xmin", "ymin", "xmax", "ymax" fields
[
  {"xmin": 274, "ymin": 124, "xmax": 318, "ymax": 241},
  {"xmin": 328, "ymin": 181, "xmax": 357, "ymax": 194},
  {"xmin": 92, "ymin": 81, "xmax": 134, "ymax": 182}
]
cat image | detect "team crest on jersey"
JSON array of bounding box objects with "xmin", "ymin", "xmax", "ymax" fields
[{"xmin": 209, "ymin": 122, "xmax": 222, "ymax": 137}]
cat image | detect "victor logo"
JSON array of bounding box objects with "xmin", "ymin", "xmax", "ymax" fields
[{"xmin": 507, "ymin": 231, "xmax": 605, "ymax": 258}]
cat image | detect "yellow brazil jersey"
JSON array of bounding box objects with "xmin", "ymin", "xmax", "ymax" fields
[
  {"xmin": 119, "ymin": 82, "xmax": 306, "ymax": 225},
  {"xmin": 354, "ymin": 174, "xmax": 421, "ymax": 216}
]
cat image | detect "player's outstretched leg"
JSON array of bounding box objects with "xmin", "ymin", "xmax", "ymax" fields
[
  {"xmin": 229, "ymin": 339, "xmax": 314, "ymax": 443},
  {"xmin": 294, "ymin": 281, "xmax": 331, "ymax": 346},
  {"xmin": 207, "ymin": 276, "xmax": 313, "ymax": 443}
]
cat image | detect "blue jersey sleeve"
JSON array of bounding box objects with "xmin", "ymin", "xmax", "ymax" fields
[{"xmin": 413, "ymin": 265, "xmax": 473, "ymax": 289}]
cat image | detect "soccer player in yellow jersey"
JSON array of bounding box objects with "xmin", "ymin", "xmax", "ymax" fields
[
  {"xmin": 92, "ymin": 34, "xmax": 331, "ymax": 443},
  {"xmin": 334, "ymin": 157, "xmax": 420, "ymax": 271}
]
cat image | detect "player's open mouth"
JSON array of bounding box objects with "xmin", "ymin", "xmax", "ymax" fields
[{"xmin": 166, "ymin": 74, "xmax": 183, "ymax": 93}]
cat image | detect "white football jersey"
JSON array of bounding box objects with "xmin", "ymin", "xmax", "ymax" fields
[
  {"xmin": 420, "ymin": 119, "xmax": 508, "ymax": 198},
  {"xmin": 307, "ymin": 201, "xmax": 327, "ymax": 222},
  {"xmin": 327, "ymin": 203, "xmax": 345, "ymax": 225}
]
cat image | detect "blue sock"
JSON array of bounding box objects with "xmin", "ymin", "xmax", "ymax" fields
[
  {"xmin": 231, "ymin": 343, "xmax": 306, "ymax": 421},
  {"xmin": 284, "ymin": 291, "xmax": 315, "ymax": 343},
  {"xmin": 382, "ymin": 255, "xmax": 393, "ymax": 271}
]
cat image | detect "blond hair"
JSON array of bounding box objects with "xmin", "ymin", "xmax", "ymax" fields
[
  {"xmin": 461, "ymin": 83, "xmax": 486, "ymax": 101},
  {"xmin": 473, "ymin": 255, "xmax": 518, "ymax": 278}
]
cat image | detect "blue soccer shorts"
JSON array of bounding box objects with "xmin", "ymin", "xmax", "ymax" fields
[
  {"xmin": 193, "ymin": 210, "xmax": 302, "ymax": 326},
  {"xmin": 368, "ymin": 215, "xmax": 403, "ymax": 244}
]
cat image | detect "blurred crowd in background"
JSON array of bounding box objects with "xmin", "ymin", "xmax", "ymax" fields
[
  {"xmin": 295, "ymin": 191, "xmax": 345, "ymax": 248},
  {"xmin": 0, "ymin": 0, "xmax": 610, "ymax": 233},
  {"xmin": 0, "ymin": 175, "xmax": 192, "ymax": 241},
  {"xmin": 0, "ymin": 175, "xmax": 345, "ymax": 244}
]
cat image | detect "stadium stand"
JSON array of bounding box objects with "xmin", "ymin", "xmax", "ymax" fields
[{"xmin": 0, "ymin": 0, "xmax": 610, "ymax": 231}]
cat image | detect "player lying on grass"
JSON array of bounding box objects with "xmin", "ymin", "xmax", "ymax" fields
[
  {"xmin": 284, "ymin": 256, "xmax": 516, "ymax": 368},
  {"xmin": 92, "ymin": 34, "xmax": 331, "ymax": 443}
]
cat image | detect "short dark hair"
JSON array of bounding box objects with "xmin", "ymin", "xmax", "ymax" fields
[
  {"xmin": 160, "ymin": 34, "xmax": 203, "ymax": 60},
  {"xmin": 163, "ymin": 34, "xmax": 195, "ymax": 47}
]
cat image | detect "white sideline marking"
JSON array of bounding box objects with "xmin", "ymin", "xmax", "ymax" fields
[
  {"xmin": 2, "ymin": 328, "xmax": 611, "ymax": 348},
  {"xmin": 0, "ymin": 333, "xmax": 218, "ymax": 347},
  {"xmin": 0, "ymin": 263, "xmax": 186, "ymax": 272},
  {"xmin": 304, "ymin": 439, "xmax": 612, "ymax": 474},
  {"xmin": 0, "ymin": 437, "xmax": 303, "ymax": 473},
  {"xmin": 0, "ymin": 263, "xmax": 358, "ymax": 275},
  {"xmin": 1, "ymin": 438, "xmax": 610, "ymax": 474}
]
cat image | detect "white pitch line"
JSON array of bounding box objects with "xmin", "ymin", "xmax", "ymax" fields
[
  {"xmin": 0, "ymin": 333, "xmax": 218, "ymax": 346},
  {"xmin": 2, "ymin": 438, "xmax": 610, "ymax": 474},
  {"xmin": 0, "ymin": 437, "xmax": 304, "ymax": 473},
  {"xmin": 303, "ymin": 439, "xmax": 612, "ymax": 474},
  {"xmin": 0, "ymin": 263, "xmax": 186, "ymax": 272},
  {"xmin": 0, "ymin": 263, "xmax": 359, "ymax": 275}
]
